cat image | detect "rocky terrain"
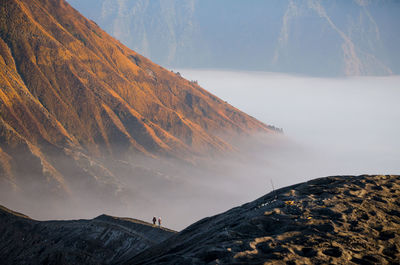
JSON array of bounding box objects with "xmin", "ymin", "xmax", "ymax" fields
[
  {"xmin": 1, "ymin": 175, "xmax": 398, "ymax": 264},
  {"xmin": 69, "ymin": 0, "xmax": 400, "ymax": 76},
  {"xmin": 130, "ymin": 175, "xmax": 400, "ymax": 264},
  {"xmin": 0, "ymin": 205, "xmax": 175, "ymax": 264}
]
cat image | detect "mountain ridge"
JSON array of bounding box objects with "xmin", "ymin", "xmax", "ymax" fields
[
  {"xmin": 1, "ymin": 175, "xmax": 398, "ymax": 264},
  {"xmin": 129, "ymin": 175, "xmax": 400, "ymax": 264},
  {"xmin": 0, "ymin": 204, "xmax": 175, "ymax": 265}
]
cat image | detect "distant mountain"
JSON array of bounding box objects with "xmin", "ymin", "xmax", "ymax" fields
[
  {"xmin": 131, "ymin": 175, "xmax": 400, "ymax": 264},
  {"xmin": 0, "ymin": 205, "xmax": 174, "ymax": 264},
  {"xmin": 68, "ymin": 0, "xmax": 400, "ymax": 76},
  {"xmin": 0, "ymin": 0, "xmax": 276, "ymax": 219}
]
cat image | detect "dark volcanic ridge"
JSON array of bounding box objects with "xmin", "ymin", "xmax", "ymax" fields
[
  {"xmin": 1, "ymin": 175, "xmax": 399, "ymax": 265},
  {"xmin": 130, "ymin": 175, "xmax": 400, "ymax": 265},
  {"xmin": 0, "ymin": 206, "xmax": 175, "ymax": 265}
]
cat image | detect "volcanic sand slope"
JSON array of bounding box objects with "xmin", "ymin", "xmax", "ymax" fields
[
  {"xmin": 0, "ymin": 175, "xmax": 398, "ymax": 264},
  {"xmin": 129, "ymin": 175, "xmax": 400, "ymax": 265},
  {"xmin": 0, "ymin": 204, "xmax": 175, "ymax": 265},
  {"xmin": 0, "ymin": 0, "xmax": 276, "ymax": 206}
]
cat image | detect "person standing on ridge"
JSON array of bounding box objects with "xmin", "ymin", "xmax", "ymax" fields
[
  {"xmin": 158, "ymin": 217, "xmax": 162, "ymax": 227},
  {"xmin": 152, "ymin": 216, "xmax": 157, "ymax": 225}
]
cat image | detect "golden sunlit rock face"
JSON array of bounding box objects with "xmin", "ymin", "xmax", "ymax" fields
[{"xmin": 0, "ymin": 0, "xmax": 275, "ymax": 200}]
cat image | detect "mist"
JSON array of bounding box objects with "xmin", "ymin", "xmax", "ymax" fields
[
  {"xmin": 100, "ymin": 70, "xmax": 400, "ymax": 230},
  {"xmin": 178, "ymin": 69, "xmax": 400, "ymax": 173},
  {"xmin": 2, "ymin": 70, "xmax": 400, "ymax": 231},
  {"xmin": 173, "ymin": 70, "xmax": 400, "ymax": 201}
]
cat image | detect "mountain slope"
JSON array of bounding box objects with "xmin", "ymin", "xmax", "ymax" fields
[
  {"xmin": 68, "ymin": 0, "xmax": 400, "ymax": 76},
  {"xmin": 0, "ymin": 205, "xmax": 175, "ymax": 264},
  {"xmin": 0, "ymin": 0, "xmax": 272, "ymax": 157},
  {"xmin": 0, "ymin": 0, "xmax": 276, "ymax": 218},
  {"xmin": 129, "ymin": 175, "xmax": 400, "ymax": 264}
]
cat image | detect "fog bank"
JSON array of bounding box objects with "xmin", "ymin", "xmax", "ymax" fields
[
  {"xmin": 2, "ymin": 70, "xmax": 399, "ymax": 231},
  {"xmin": 179, "ymin": 69, "xmax": 400, "ymax": 179}
]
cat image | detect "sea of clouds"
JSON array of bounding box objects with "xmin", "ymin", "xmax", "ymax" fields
[{"xmin": 178, "ymin": 69, "xmax": 400, "ymax": 183}]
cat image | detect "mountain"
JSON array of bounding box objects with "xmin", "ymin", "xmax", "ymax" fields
[
  {"xmin": 0, "ymin": 0, "xmax": 277, "ymax": 221},
  {"xmin": 0, "ymin": 205, "xmax": 175, "ymax": 264},
  {"xmin": 130, "ymin": 175, "xmax": 400, "ymax": 264},
  {"xmin": 67, "ymin": 0, "xmax": 400, "ymax": 76},
  {"xmin": 1, "ymin": 175, "xmax": 398, "ymax": 264}
]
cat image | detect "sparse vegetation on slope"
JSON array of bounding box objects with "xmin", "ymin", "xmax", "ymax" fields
[{"xmin": 0, "ymin": 0, "xmax": 277, "ymax": 216}]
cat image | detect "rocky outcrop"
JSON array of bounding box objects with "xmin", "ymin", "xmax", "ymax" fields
[
  {"xmin": 0, "ymin": 205, "xmax": 175, "ymax": 265},
  {"xmin": 129, "ymin": 175, "xmax": 400, "ymax": 264}
]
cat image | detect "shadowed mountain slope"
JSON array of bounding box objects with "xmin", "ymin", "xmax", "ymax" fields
[
  {"xmin": 0, "ymin": 205, "xmax": 175, "ymax": 264},
  {"xmin": 129, "ymin": 175, "xmax": 400, "ymax": 265},
  {"xmin": 0, "ymin": 0, "xmax": 276, "ymax": 215}
]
